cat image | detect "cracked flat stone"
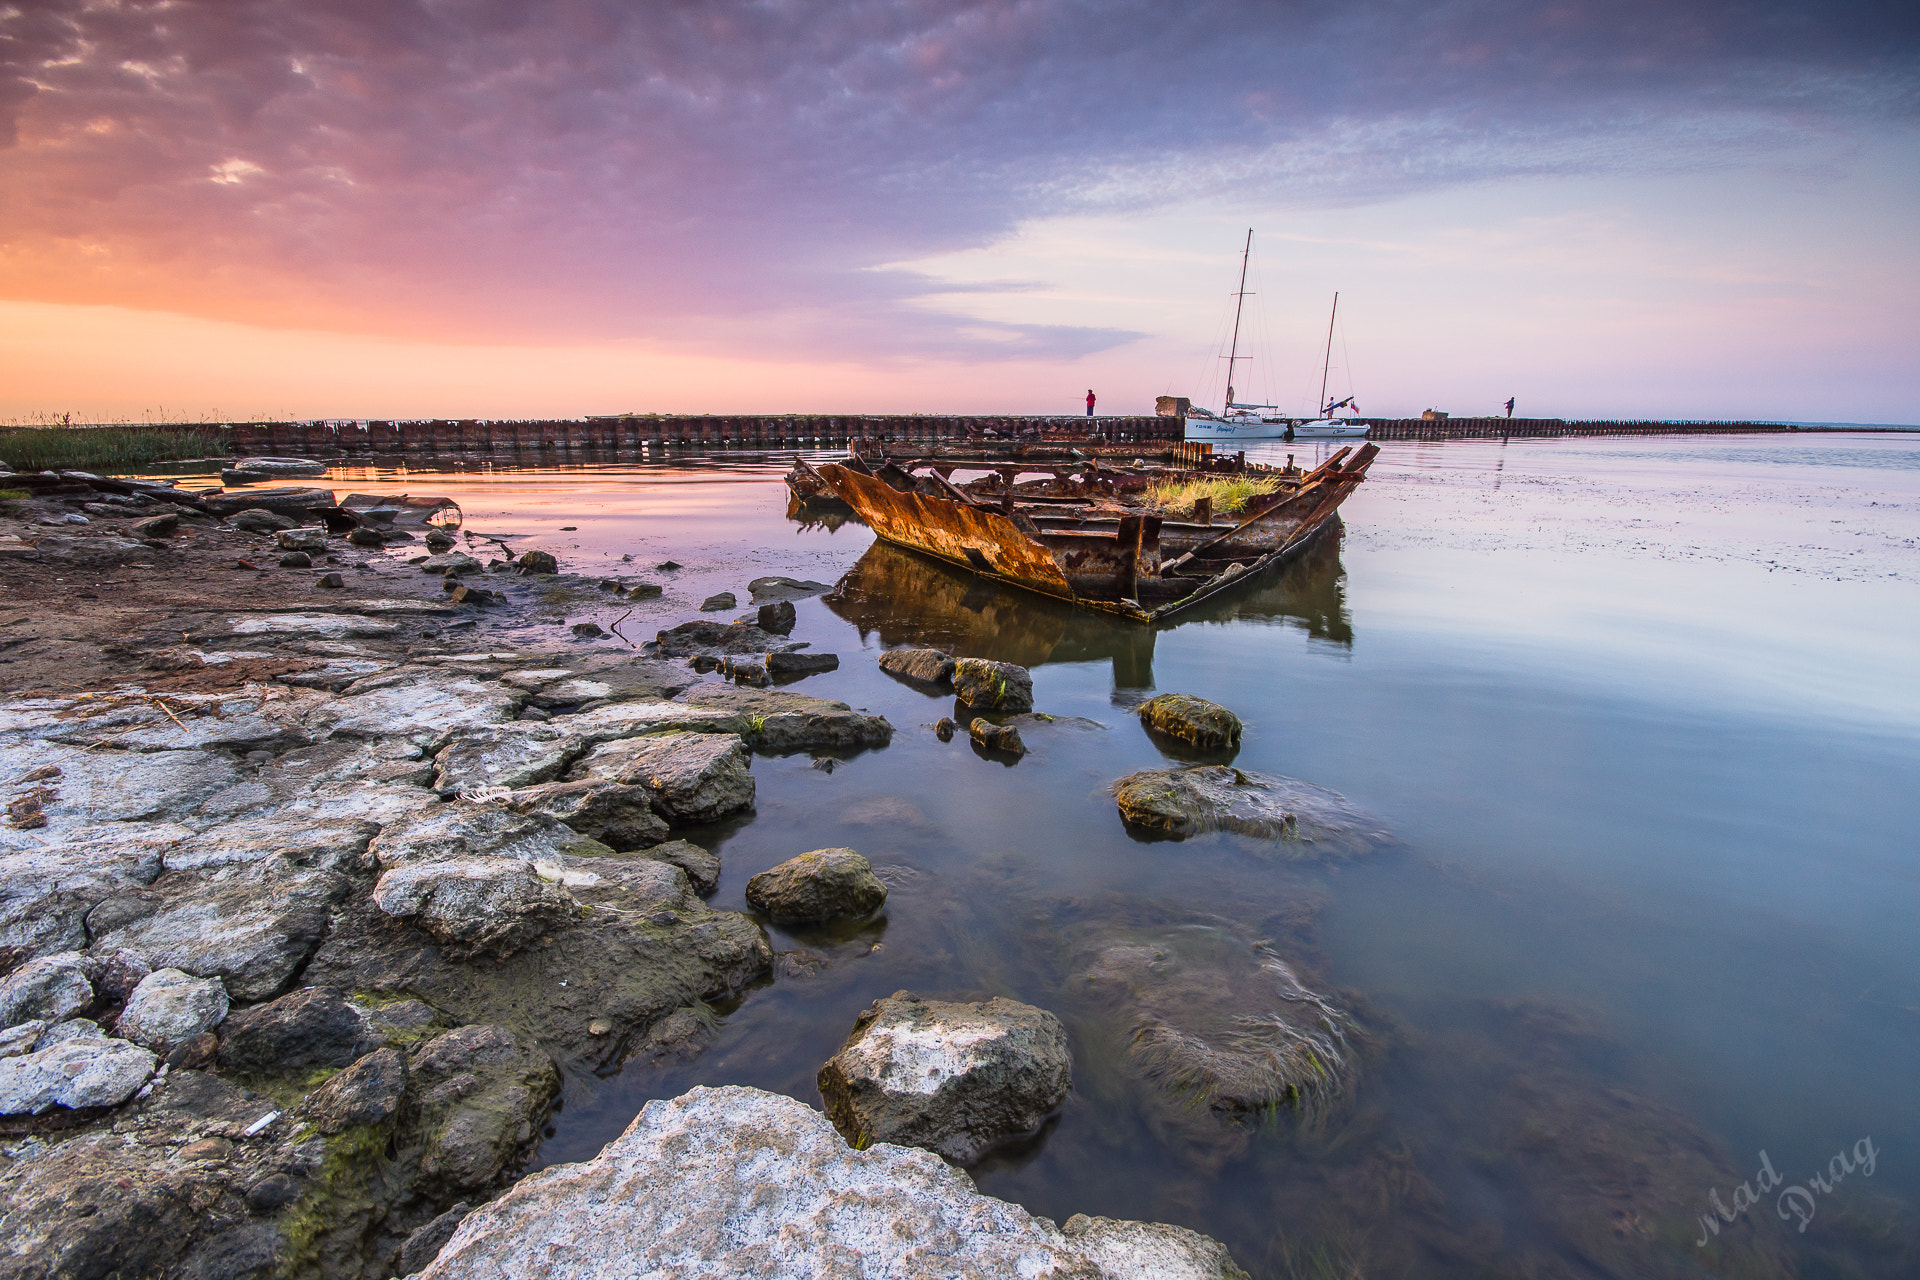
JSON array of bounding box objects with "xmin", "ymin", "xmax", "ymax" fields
[{"xmin": 414, "ymin": 1085, "xmax": 1248, "ymax": 1280}]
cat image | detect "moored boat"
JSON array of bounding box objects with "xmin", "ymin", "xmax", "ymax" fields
[{"xmin": 812, "ymin": 443, "xmax": 1378, "ymax": 622}]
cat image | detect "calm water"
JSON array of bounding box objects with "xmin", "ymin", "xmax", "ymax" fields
[{"xmin": 193, "ymin": 434, "xmax": 1920, "ymax": 1277}]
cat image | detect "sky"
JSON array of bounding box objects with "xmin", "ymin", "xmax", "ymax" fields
[{"xmin": 1, "ymin": 0, "xmax": 1915, "ymax": 423}]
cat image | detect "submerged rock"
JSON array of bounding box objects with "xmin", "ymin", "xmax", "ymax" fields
[
  {"xmin": 1112, "ymin": 765, "xmax": 1387, "ymax": 853},
  {"xmin": 745, "ymin": 848, "xmax": 887, "ymax": 923},
  {"xmin": 878, "ymin": 646, "xmax": 957, "ymax": 689},
  {"xmin": 1138, "ymin": 694, "xmax": 1243, "ymax": 751},
  {"xmin": 415, "ymin": 1085, "xmax": 1248, "ymax": 1280},
  {"xmin": 1071, "ymin": 919, "xmax": 1357, "ymax": 1121},
  {"xmin": 950, "ymin": 658, "xmax": 1034, "ymax": 713},
  {"xmin": 817, "ymin": 991, "xmax": 1072, "ymax": 1163}
]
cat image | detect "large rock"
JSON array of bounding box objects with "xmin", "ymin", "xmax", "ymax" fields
[
  {"xmin": 817, "ymin": 991, "xmax": 1072, "ymax": 1163},
  {"xmin": 501, "ymin": 657, "xmax": 699, "ymax": 709},
  {"xmin": 1112, "ymin": 765, "xmax": 1387, "ymax": 853},
  {"xmin": 115, "ymin": 968, "xmax": 228, "ymax": 1050},
  {"xmin": 652, "ymin": 619, "xmax": 799, "ymax": 658},
  {"xmin": 747, "ymin": 575, "xmax": 832, "ymax": 602},
  {"xmin": 408, "ymin": 1025, "xmax": 560, "ymax": 1195},
  {"xmin": 432, "ymin": 724, "xmax": 585, "ymax": 796},
  {"xmin": 162, "ymin": 816, "xmax": 376, "ymax": 874},
  {"xmin": 634, "ymin": 839, "xmax": 721, "ymax": 896},
  {"xmin": 86, "ymin": 861, "xmax": 350, "ymax": 1001},
  {"xmin": 306, "ymin": 671, "xmax": 523, "ymax": 750},
  {"xmin": 372, "ymin": 857, "xmax": 578, "ymax": 961},
  {"xmin": 950, "ymin": 658, "xmax": 1034, "ymax": 713},
  {"xmin": 674, "ymin": 684, "xmax": 894, "ymax": 752},
  {"xmin": 369, "ymin": 803, "xmax": 611, "ymax": 870},
  {"xmin": 744, "ymin": 848, "xmax": 886, "ymax": 923},
  {"xmin": 505, "ymin": 777, "xmax": 670, "ymax": 850},
  {"xmin": 565, "ymin": 732, "xmax": 753, "ymax": 824},
  {"xmin": 298, "ymin": 1045, "xmax": 408, "ymax": 1135},
  {"xmin": 0, "ymin": 831, "xmax": 170, "ymax": 965},
  {"xmin": 217, "ymin": 986, "xmax": 379, "ymax": 1074},
  {"xmin": 878, "ymin": 646, "xmax": 957, "ymax": 689},
  {"xmin": 206, "ymin": 486, "xmax": 333, "ymax": 519},
  {"xmin": 1137, "ymin": 694, "xmax": 1242, "ymax": 751},
  {"xmin": 0, "ymin": 952, "xmax": 94, "ymax": 1026},
  {"xmin": 0, "ymin": 1034, "xmax": 156, "ymax": 1114},
  {"xmin": 416, "ymin": 1085, "xmax": 1247, "ymax": 1279}
]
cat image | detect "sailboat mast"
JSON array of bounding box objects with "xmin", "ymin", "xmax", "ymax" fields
[
  {"xmin": 1223, "ymin": 229, "xmax": 1252, "ymax": 414},
  {"xmin": 1317, "ymin": 292, "xmax": 1339, "ymax": 416}
]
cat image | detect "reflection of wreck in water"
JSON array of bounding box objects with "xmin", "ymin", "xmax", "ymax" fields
[{"xmin": 822, "ymin": 529, "xmax": 1352, "ymax": 687}]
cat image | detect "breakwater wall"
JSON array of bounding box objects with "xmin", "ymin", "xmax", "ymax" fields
[
  {"xmin": 92, "ymin": 415, "xmax": 1181, "ymax": 455},
  {"xmin": 45, "ymin": 414, "xmax": 1800, "ymax": 456},
  {"xmin": 1360, "ymin": 417, "xmax": 1790, "ymax": 440}
]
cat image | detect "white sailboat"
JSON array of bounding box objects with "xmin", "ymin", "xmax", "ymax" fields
[{"xmin": 1183, "ymin": 232, "xmax": 1370, "ymax": 443}]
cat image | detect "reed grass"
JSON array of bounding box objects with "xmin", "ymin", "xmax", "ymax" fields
[
  {"xmin": 0, "ymin": 426, "xmax": 225, "ymax": 473},
  {"xmin": 1138, "ymin": 475, "xmax": 1278, "ymax": 518}
]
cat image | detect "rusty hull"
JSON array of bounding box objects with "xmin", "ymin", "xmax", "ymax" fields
[{"xmin": 817, "ymin": 443, "xmax": 1376, "ymax": 622}]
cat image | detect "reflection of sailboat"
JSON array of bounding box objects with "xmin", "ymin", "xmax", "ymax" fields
[
  {"xmin": 1183, "ymin": 232, "xmax": 1369, "ymax": 444},
  {"xmin": 821, "ymin": 527, "xmax": 1353, "ymax": 686}
]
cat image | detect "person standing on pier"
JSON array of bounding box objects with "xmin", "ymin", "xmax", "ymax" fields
[
  {"xmin": 1086, "ymin": 389, "xmax": 1096, "ymax": 417},
  {"xmin": 1504, "ymin": 396, "xmax": 1515, "ymax": 418}
]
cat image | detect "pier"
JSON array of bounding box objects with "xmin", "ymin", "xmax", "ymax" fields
[{"xmin": 48, "ymin": 413, "xmax": 1805, "ymax": 458}]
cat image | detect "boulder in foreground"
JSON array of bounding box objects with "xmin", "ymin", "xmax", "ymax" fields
[
  {"xmin": 744, "ymin": 848, "xmax": 886, "ymax": 923},
  {"xmin": 1137, "ymin": 694, "xmax": 1242, "ymax": 751},
  {"xmin": 415, "ymin": 1084, "xmax": 1248, "ymax": 1280},
  {"xmin": 817, "ymin": 990, "xmax": 1071, "ymax": 1163}
]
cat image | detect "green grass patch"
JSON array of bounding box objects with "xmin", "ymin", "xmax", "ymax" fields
[
  {"xmin": 1138, "ymin": 475, "xmax": 1280, "ymax": 518},
  {"xmin": 0, "ymin": 426, "xmax": 225, "ymax": 473}
]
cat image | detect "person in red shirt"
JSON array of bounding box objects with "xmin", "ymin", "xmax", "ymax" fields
[{"xmin": 1085, "ymin": 389, "xmax": 1096, "ymax": 417}]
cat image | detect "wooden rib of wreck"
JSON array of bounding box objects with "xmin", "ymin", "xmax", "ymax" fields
[{"xmin": 801, "ymin": 444, "xmax": 1378, "ymax": 622}]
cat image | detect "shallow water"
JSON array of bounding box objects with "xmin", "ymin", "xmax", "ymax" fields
[{"xmin": 191, "ymin": 434, "xmax": 1920, "ymax": 1276}]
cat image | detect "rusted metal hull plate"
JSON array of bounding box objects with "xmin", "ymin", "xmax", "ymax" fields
[{"xmin": 821, "ymin": 464, "xmax": 1084, "ymax": 604}]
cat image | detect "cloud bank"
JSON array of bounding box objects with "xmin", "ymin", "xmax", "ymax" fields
[{"xmin": 1, "ymin": 0, "xmax": 1913, "ymax": 360}]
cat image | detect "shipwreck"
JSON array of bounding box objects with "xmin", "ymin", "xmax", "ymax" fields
[{"xmin": 790, "ymin": 443, "xmax": 1378, "ymax": 622}]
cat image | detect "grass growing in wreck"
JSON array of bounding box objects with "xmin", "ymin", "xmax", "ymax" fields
[
  {"xmin": 1138, "ymin": 476, "xmax": 1279, "ymax": 518},
  {"xmin": 0, "ymin": 426, "xmax": 225, "ymax": 472}
]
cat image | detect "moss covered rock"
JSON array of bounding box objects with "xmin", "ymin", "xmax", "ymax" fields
[{"xmin": 1137, "ymin": 694, "xmax": 1242, "ymax": 751}]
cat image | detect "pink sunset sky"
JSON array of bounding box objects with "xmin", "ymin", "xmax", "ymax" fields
[{"xmin": 1, "ymin": 0, "xmax": 1915, "ymax": 424}]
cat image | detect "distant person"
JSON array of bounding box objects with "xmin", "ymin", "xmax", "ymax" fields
[
  {"xmin": 1504, "ymin": 396, "xmax": 1515, "ymax": 418},
  {"xmin": 1086, "ymin": 389, "xmax": 1096, "ymax": 417}
]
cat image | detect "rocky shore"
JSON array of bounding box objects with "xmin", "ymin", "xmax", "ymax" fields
[{"xmin": 0, "ymin": 471, "xmax": 1256, "ymax": 1278}]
